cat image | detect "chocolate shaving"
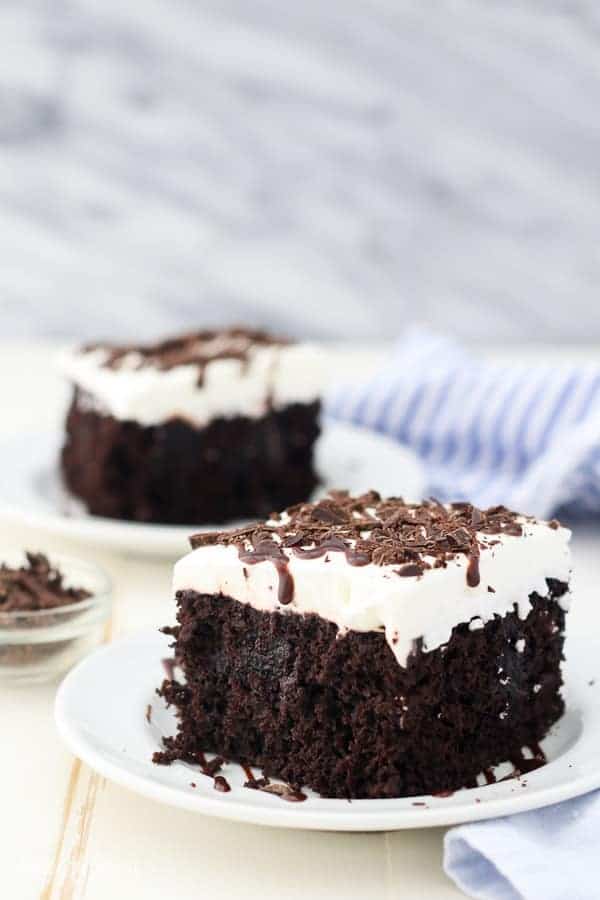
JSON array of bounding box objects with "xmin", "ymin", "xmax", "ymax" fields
[
  {"xmin": 258, "ymin": 782, "xmax": 307, "ymax": 803},
  {"xmin": 397, "ymin": 563, "xmax": 424, "ymax": 577},
  {"xmin": 189, "ymin": 492, "xmax": 544, "ymax": 592},
  {"xmin": 0, "ymin": 553, "xmax": 90, "ymax": 612},
  {"xmin": 83, "ymin": 327, "xmax": 289, "ymax": 386}
]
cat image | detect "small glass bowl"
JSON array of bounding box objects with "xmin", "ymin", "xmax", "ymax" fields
[{"xmin": 0, "ymin": 552, "xmax": 112, "ymax": 685}]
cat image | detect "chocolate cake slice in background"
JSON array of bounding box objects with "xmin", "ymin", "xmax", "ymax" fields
[
  {"xmin": 156, "ymin": 491, "xmax": 572, "ymax": 799},
  {"xmin": 59, "ymin": 328, "xmax": 323, "ymax": 524}
]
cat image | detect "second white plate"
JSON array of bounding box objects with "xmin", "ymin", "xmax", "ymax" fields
[
  {"xmin": 55, "ymin": 631, "xmax": 600, "ymax": 832},
  {"xmin": 0, "ymin": 419, "xmax": 425, "ymax": 558}
]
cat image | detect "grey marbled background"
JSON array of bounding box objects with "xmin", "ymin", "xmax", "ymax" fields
[{"xmin": 2, "ymin": 0, "xmax": 600, "ymax": 342}]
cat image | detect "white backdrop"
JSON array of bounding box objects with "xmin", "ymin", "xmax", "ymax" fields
[{"xmin": 2, "ymin": 0, "xmax": 600, "ymax": 342}]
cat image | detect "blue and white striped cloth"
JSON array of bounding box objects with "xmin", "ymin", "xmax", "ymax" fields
[
  {"xmin": 443, "ymin": 792, "xmax": 600, "ymax": 900},
  {"xmin": 327, "ymin": 329, "xmax": 600, "ymax": 518},
  {"xmin": 329, "ymin": 329, "xmax": 600, "ymax": 899}
]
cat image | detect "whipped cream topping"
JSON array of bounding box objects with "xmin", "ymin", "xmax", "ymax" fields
[
  {"xmin": 174, "ymin": 514, "xmax": 572, "ymax": 667},
  {"xmin": 59, "ymin": 339, "xmax": 324, "ymax": 426}
]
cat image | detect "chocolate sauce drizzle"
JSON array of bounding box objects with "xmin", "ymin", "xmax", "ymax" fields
[
  {"xmin": 292, "ymin": 535, "xmax": 370, "ymax": 567},
  {"xmin": 480, "ymin": 743, "xmax": 547, "ymax": 788},
  {"xmin": 466, "ymin": 551, "xmax": 481, "ymax": 588},
  {"xmin": 237, "ymin": 541, "xmax": 294, "ymax": 605},
  {"xmin": 190, "ymin": 491, "xmax": 548, "ymax": 605},
  {"xmin": 508, "ymin": 743, "xmax": 547, "ymax": 778},
  {"xmin": 84, "ymin": 327, "xmax": 288, "ymax": 386},
  {"xmin": 161, "ymin": 657, "xmax": 176, "ymax": 681},
  {"xmin": 260, "ymin": 784, "xmax": 307, "ymax": 803},
  {"xmin": 429, "ymin": 744, "xmax": 548, "ymax": 800}
]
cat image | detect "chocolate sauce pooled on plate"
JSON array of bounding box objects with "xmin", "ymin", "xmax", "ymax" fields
[
  {"xmin": 242, "ymin": 764, "xmax": 306, "ymax": 802},
  {"xmin": 213, "ymin": 775, "xmax": 231, "ymax": 793},
  {"xmin": 260, "ymin": 783, "xmax": 307, "ymax": 803},
  {"xmin": 194, "ymin": 752, "xmax": 230, "ymax": 792}
]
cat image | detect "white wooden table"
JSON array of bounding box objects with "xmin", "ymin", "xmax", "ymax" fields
[{"xmin": 2, "ymin": 341, "xmax": 599, "ymax": 900}]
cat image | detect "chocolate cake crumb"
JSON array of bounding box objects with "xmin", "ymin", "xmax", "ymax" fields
[
  {"xmin": 397, "ymin": 563, "xmax": 425, "ymax": 577},
  {"xmin": 213, "ymin": 775, "xmax": 231, "ymax": 793}
]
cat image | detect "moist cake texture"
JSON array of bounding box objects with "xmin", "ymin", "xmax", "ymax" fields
[
  {"xmin": 156, "ymin": 492, "xmax": 572, "ymax": 799},
  {"xmin": 59, "ymin": 328, "xmax": 323, "ymax": 524}
]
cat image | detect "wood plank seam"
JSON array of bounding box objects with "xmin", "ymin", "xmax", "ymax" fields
[
  {"xmin": 40, "ymin": 759, "xmax": 82, "ymax": 900},
  {"xmin": 40, "ymin": 611, "xmax": 116, "ymax": 899}
]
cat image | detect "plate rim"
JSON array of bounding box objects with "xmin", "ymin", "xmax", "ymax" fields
[
  {"xmin": 0, "ymin": 419, "xmax": 426, "ymax": 557},
  {"xmin": 54, "ymin": 631, "xmax": 600, "ymax": 832}
]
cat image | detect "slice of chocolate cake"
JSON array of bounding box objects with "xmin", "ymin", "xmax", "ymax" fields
[
  {"xmin": 59, "ymin": 328, "xmax": 322, "ymax": 524},
  {"xmin": 156, "ymin": 491, "xmax": 572, "ymax": 799}
]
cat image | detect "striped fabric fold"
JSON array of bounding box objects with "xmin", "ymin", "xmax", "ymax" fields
[{"xmin": 326, "ymin": 330, "xmax": 600, "ymax": 518}]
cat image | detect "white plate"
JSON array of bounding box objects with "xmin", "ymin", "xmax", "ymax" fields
[
  {"xmin": 55, "ymin": 630, "xmax": 600, "ymax": 831},
  {"xmin": 0, "ymin": 421, "xmax": 425, "ymax": 558}
]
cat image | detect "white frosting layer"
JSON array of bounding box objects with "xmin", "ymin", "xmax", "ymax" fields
[
  {"xmin": 173, "ymin": 519, "xmax": 572, "ymax": 667},
  {"xmin": 59, "ymin": 342, "xmax": 324, "ymax": 426}
]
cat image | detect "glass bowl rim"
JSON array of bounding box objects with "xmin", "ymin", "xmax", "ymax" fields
[{"xmin": 0, "ymin": 551, "xmax": 112, "ymax": 624}]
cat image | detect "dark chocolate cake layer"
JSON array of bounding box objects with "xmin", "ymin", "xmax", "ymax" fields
[
  {"xmin": 156, "ymin": 579, "xmax": 567, "ymax": 799},
  {"xmin": 61, "ymin": 391, "xmax": 320, "ymax": 524}
]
